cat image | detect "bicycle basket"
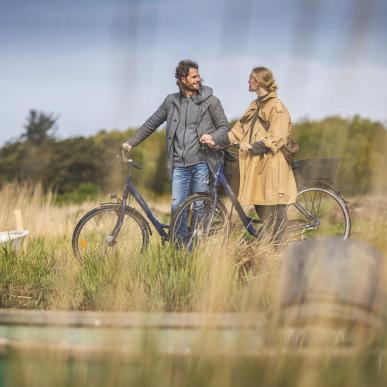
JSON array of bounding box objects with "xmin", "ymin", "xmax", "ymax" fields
[{"xmin": 292, "ymin": 158, "xmax": 340, "ymax": 185}]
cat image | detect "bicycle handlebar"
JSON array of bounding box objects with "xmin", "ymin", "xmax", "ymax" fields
[
  {"xmin": 202, "ymin": 143, "xmax": 240, "ymax": 151},
  {"xmin": 216, "ymin": 143, "xmax": 240, "ymax": 150},
  {"xmin": 121, "ymin": 149, "xmax": 142, "ymax": 170}
]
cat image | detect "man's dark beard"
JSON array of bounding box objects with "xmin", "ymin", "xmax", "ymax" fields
[{"xmin": 182, "ymin": 81, "xmax": 201, "ymax": 94}]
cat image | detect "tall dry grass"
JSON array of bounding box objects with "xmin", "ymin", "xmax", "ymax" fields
[
  {"xmin": 1, "ymin": 182, "xmax": 387, "ymax": 386},
  {"xmin": 0, "ymin": 182, "xmax": 282, "ymax": 312},
  {"xmin": 1, "ymin": 182, "xmax": 386, "ymax": 312}
]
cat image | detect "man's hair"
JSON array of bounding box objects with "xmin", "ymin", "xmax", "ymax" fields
[{"xmin": 175, "ymin": 59, "xmax": 199, "ymax": 92}]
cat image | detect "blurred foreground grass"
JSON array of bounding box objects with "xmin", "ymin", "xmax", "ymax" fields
[{"xmin": 2, "ymin": 343, "xmax": 387, "ymax": 387}]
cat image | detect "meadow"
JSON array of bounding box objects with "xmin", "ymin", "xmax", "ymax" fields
[
  {"xmin": 1, "ymin": 182, "xmax": 387, "ymax": 387},
  {"xmin": 0, "ymin": 182, "xmax": 282, "ymax": 313}
]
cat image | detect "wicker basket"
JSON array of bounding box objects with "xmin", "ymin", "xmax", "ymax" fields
[{"xmin": 292, "ymin": 158, "xmax": 340, "ymax": 185}]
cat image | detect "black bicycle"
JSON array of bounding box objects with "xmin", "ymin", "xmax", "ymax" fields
[{"xmin": 169, "ymin": 145, "xmax": 351, "ymax": 247}]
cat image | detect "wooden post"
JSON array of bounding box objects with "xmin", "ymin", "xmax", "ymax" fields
[
  {"xmin": 13, "ymin": 209, "xmax": 28, "ymax": 252},
  {"xmin": 14, "ymin": 209, "xmax": 24, "ymax": 231},
  {"xmin": 272, "ymin": 237, "xmax": 385, "ymax": 347}
]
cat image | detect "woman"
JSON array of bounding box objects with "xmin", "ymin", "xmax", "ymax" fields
[{"xmin": 200, "ymin": 66, "xmax": 297, "ymax": 243}]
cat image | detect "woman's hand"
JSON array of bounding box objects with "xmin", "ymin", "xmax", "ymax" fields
[
  {"xmin": 240, "ymin": 143, "xmax": 252, "ymax": 152},
  {"xmin": 200, "ymin": 134, "xmax": 215, "ymax": 147}
]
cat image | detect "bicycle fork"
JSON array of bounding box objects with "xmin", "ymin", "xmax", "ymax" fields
[
  {"xmin": 292, "ymin": 202, "xmax": 320, "ymax": 230},
  {"xmin": 106, "ymin": 183, "xmax": 130, "ymax": 246},
  {"xmin": 205, "ymin": 188, "xmax": 219, "ymax": 234}
]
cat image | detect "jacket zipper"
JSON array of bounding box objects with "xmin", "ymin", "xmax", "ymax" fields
[{"xmin": 181, "ymin": 98, "xmax": 188, "ymax": 165}]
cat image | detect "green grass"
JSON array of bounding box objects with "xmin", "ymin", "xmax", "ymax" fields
[
  {"xmin": 1, "ymin": 189, "xmax": 387, "ymax": 386},
  {"xmin": 0, "ymin": 207, "xmax": 384, "ymax": 313},
  {"xmin": 0, "ymin": 238, "xmax": 57, "ymax": 309},
  {"xmin": 0, "ymin": 236, "xmax": 259, "ymax": 312}
]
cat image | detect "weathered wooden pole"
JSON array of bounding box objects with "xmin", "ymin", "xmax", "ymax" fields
[{"xmin": 273, "ymin": 237, "xmax": 385, "ymax": 346}]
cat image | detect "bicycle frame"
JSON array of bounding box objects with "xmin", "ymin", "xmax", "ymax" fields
[
  {"xmin": 210, "ymin": 158, "xmax": 322, "ymax": 238},
  {"xmin": 109, "ymin": 172, "xmax": 169, "ymax": 244},
  {"xmin": 210, "ymin": 159, "xmax": 261, "ymax": 237}
]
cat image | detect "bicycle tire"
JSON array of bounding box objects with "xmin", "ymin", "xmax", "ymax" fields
[
  {"xmin": 286, "ymin": 186, "xmax": 351, "ymax": 241},
  {"xmin": 72, "ymin": 204, "xmax": 150, "ymax": 262},
  {"xmin": 170, "ymin": 193, "xmax": 230, "ymax": 248}
]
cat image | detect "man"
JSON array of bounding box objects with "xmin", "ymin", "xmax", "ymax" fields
[{"xmin": 122, "ymin": 59, "xmax": 229, "ymax": 217}]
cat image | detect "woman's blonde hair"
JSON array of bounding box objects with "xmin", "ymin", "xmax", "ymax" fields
[{"xmin": 251, "ymin": 67, "xmax": 278, "ymax": 92}]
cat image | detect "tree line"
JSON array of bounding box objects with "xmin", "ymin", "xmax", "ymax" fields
[{"xmin": 0, "ymin": 110, "xmax": 386, "ymax": 202}]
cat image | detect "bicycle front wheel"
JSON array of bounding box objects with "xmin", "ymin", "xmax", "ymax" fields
[
  {"xmin": 286, "ymin": 186, "xmax": 351, "ymax": 241},
  {"xmin": 170, "ymin": 193, "xmax": 229, "ymax": 248},
  {"xmin": 72, "ymin": 204, "xmax": 150, "ymax": 262}
]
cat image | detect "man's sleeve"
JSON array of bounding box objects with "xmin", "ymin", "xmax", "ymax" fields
[
  {"xmin": 126, "ymin": 98, "xmax": 168, "ymax": 147},
  {"xmin": 208, "ymin": 97, "xmax": 229, "ymax": 144}
]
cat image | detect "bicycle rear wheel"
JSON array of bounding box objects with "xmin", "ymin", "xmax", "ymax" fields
[
  {"xmin": 286, "ymin": 186, "xmax": 351, "ymax": 241},
  {"xmin": 170, "ymin": 193, "xmax": 229, "ymax": 249},
  {"xmin": 72, "ymin": 204, "xmax": 150, "ymax": 262}
]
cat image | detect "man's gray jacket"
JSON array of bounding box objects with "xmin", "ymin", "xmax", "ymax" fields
[{"xmin": 126, "ymin": 86, "xmax": 229, "ymax": 179}]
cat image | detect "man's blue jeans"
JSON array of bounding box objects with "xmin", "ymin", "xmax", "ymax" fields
[{"xmin": 171, "ymin": 162, "xmax": 209, "ymax": 241}]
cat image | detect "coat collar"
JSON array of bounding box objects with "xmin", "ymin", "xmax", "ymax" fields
[
  {"xmin": 171, "ymin": 86, "xmax": 213, "ymax": 107},
  {"xmin": 239, "ymin": 91, "xmax": 277, "ymax": 125},
  {"xmin": 258, "ymin": 91, "xmax": 277, "ymax": 103}
]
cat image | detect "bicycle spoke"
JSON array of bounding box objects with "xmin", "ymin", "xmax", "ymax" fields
[
  {"xmin": 171, "ymin": 195, "xmax": 229, "ymax": 247},
  {"xmin": 286, "ymin": 187, "xmax": 350, "ymax": 241},
  {"xmin": 315, "ymin": 190, "xmax": 323, "ymax": 217},
  {"xmin": 73, "ymin": 206, "xmax": 148, "ymax": 262}
]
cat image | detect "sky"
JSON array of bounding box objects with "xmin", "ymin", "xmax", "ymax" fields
[{"xmin": 1, "ymin": 0, "xmax": 387, "ymax": 144}]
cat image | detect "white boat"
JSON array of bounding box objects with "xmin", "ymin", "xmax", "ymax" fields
[{"xmin": 0, "ymin": 230, "xmax": 29, "ymax": 251}]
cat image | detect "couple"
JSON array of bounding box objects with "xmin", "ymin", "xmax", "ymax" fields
[{"xmin": 122, "ymin": 59, "xmax": 297, "ymax": 243}]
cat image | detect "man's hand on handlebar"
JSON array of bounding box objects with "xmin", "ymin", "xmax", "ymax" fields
[
  {"xmin": 122, "ymin": 143, "xmax": 132, "ymax": 153},
  {"xmin": 200, "ymin": 134, "xmax": 215, "ymax": 147},
  {"xmin": 121, "ymin": 143, "xmax": 132, "ymax": 163}
]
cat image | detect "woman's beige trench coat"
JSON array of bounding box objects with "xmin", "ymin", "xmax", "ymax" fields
[{"xmin": 228, "ymin": 91, "xmax": 297, "ymax": 206}]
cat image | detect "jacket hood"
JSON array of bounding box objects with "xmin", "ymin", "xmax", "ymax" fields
[{"xmin": 192, "ymin": 85, "xmax": 213, "ymax": 104}]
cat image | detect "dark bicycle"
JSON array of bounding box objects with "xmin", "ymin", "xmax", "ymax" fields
[
  {"xmin": 72, "ymin": 151, "xmax": 170, "ymax": 262},
  {"xmin": 169, "ymin": 144, "xmax": 351, "ymax": 248}
]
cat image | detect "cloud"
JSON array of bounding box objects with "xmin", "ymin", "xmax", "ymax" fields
[{"xmin": 0, "ymin": 0, "xmax": 386, "ymax": 144}]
